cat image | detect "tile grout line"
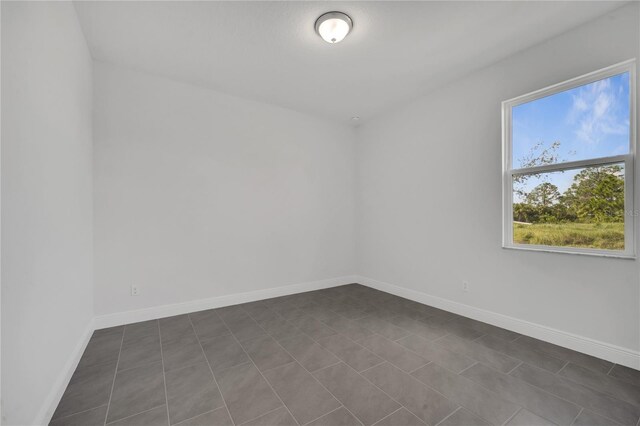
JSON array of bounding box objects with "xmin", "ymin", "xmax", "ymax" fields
[
  {"xmin": 394, "ymin": 332, "xmax": 470, "ymax": 369},
  {"xmin": 370, "ymin": 407, "xmax": 404, "ymax": 426},
  {"xmin": 434, "ymin": 406, "xmax": 462, "ymax": 426},
  {"xmin": 556, "ymin": 360, "xmax": 570, "ymax": 376},
  {"xmin": 606, "ymin": 363, "xmax": 616, "ymax": 375},
  {"xmin": 355, "ymin": 359, "xmax": 388, "ymax": 375},
  {"xmin": 195, "ymin": 330, "xmax": 232, "ymax": 346},
  {"xmin": 161, "ymin": 357, "xmax": 219, "ymax": 376},
  {"xmin": 237, "ymin": 405, "xmax": 286, "ymax": 426},
  {"xmin": 470, "ymin": 333, "xmax": 488, "ymax": 342},
  {"xmin": 251, "ymin": 356, "xmax": 298, "ymax": 375},
  {"xmin": 569, "ymin": 407, "xmax": 584, "ymax": 426},
  {"xmin": 299, "ymin": 405, "xmax": 348, "ymax": 426},
  {"xmin": 306, "ymin": 359, "xmax": 344, "ymax": 375},
  {"xmin": 471, "ymin": 333, "xmax": 488, "ymax": 342},
  {"xmin": 529, "ymin": 369, "xmax": 612, "ymax": 410},
  {"xmin": 218, "ymin": 311, "xmax": 301, "ymax": 426},
  {"xmin": 105, "ymin": 404, "xmax": 165, "ymax": 426},
  {"xmin": 102, "ymin": 328, "xmax": 125, "ymax": 426},
  {"xmin": 111, "ymin": 355, "xmax": 169, "ymax": 375},
  {"xmin": 210, "ymin": 360, "xmax": 253, "ymax": 377},
  {"xmin": 173, "ymin": 407, "xmax": 220, "ymax": 426},
  {"xmin": 407, "ymin": 360, "xmax": 432, "ymax": 376},
  {"xmin": 505, "ymin": 360, "xmax": 523, "ymax": 376},
  {"xmin": 507, "ymin": 333, "xmax": 522, "ymax": 343},
  {"xmin": 465, "ymin": 331, "xmax": 568, "ymax": 377},
  {"xmin": 514, "ymin": 338, "xmax": 614, "ymax": 375},
  {"xmin": 456, "ymin": 361, "xmax": 479, "ymax": 375},
  {"xmin": 52, "ymin": 404, "xmax": 109, "ymax": 423},
  {"xmin": 187, "ymin": 314, "xmax": 237, "ymax": 426},
  {"xmin": 500, "ymin": 407, "xmax": 522, "ymax": 426},
  {"xmin": 429, "ymin": 332, "xmax": 451, "ymax": 344},
  {"xmin": 157, "ymin": 320, "xmax": 172, "ymax": 425},
  {"xmin": 385, "ymin": 314, "xmax": 439, "ymax": 341}
]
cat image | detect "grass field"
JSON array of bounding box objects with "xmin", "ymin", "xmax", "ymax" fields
[{"xmin": 513, "ymin": 222, "xmax": 624, "ymax": 250}]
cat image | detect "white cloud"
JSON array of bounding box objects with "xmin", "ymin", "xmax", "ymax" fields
[{"xmin": 568, "ymin": 77, "xmax": 628, "ymax": 145}]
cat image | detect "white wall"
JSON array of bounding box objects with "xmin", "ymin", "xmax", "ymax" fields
[
  {"xmin": 356, "ymin": 3, "xmax": 640, "ymax": 358},
  {"xmin": 93, "ymin": 62, "xmax": 356, "ymax": 317},
  {"xmin": 1, "ymin": 2, "xmax": 94, "ymax": 425}
]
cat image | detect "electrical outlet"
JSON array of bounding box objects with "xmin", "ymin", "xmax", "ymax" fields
[
  {"xmin": 462, "ymin": 281, "xmax": 469, "ymax": 292},
  {"xmin": 131, "ymin": 285, "xmax": 140, "ymax": 296}
]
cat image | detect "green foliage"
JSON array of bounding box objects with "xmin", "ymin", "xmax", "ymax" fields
[
  {"xmin": 526, "ymin": 182, "xmax": 560, "ymax": 207},
  {"xmin": 513, "ymin": 202, "xmax": 576, "ymax": 224},
  {"xmin": 514, "ymin": 165, "xmax": 624, "ymax": 225},
  {"xmin": 562, "ymin": 165, "xmax": 624, "ymax": 223}
]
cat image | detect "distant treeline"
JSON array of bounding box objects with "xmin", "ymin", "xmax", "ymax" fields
[{"xmin": 513, "ymin": 165, "xmax": 624, "ymax": 224}]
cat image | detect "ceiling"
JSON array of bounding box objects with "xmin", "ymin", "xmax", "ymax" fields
[{"xmin": 74, "ymin": 1, "xmax": 627, "ymax": 124}]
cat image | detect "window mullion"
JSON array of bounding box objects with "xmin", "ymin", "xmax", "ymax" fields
[{"xmin": 511, "ymin": 155, "xmax": 629, "ymax": 176}]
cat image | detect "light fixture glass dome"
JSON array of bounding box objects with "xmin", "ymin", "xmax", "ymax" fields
[{"xmin": 315, "ymin": 12, "xmax": 353, "ymax": 44}]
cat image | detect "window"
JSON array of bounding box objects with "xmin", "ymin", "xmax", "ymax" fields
[{"xmin": 502, "ymin": 60, "xmax": 636, "ymax": 257}]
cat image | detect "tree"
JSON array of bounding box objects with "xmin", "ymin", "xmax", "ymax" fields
[
  {"xmin": 513, "ymin": 202, "xmax": 539, "ymax": 223},
  {"xmin": 513, "ymin": 141, "xmax": 574, "ymax": 200},
  {"xmin": 526, "ymin": 182, "xmax": 560, "ymax": 207},
  {"xmin": 517, "ymin": 141, "xmax": 563, "ymax": 169},
  {"xmin": 562, "ymin": 165, "xmax": 624, "ymax": 223}
]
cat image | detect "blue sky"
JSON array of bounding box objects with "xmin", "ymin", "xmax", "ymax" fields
[{"xmin": 512, "ymin": 72, "xmax": 630, "ymax": 200}]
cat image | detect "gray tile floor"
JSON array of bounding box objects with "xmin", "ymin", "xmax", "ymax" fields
[{"xmin": 50, "ymin": 284, "xmax": 640, "ymax": 426}]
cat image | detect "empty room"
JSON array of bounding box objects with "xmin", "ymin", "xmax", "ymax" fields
[{"xmin": 2, "ymin": 1, "xmax": 640, "ymax": 425}]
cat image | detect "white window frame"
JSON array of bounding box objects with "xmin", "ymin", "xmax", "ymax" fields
[{"xmin": 502, "ymin": 59, "xmax": 637, "ymax": 258}]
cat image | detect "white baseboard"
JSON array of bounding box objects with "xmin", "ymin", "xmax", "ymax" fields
[
  {"xmin": 94, "ymin": 275, "xmax": 359, "ymax": 330},
  {"xmin": 35, "ymin": 319, "xmax": 95, "ymax": 426},
  {"xmin": 356, "ymin": 275, "xmax": 640, "ymax": 369}
]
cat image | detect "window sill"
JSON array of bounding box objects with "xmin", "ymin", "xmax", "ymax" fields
[{"xmin": 502, "ymin": 244, "xmax": 636, "ymax": 259}]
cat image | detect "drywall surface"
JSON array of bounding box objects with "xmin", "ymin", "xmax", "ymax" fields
[
  {"xmin": 1, "ymin": 2, "xmax": 94, "ymax": 424},
  {"xmin": 93, "ymin": 62, "xmax": 356, "ymax": 316},
  {"xmin": 356, "ymin": 3, "xmax": 640, "ymax": 354}
]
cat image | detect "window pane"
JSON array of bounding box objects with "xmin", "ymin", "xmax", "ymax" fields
[
  {"xmin": 512, "ymin": 73, "xmax": 630, "ymax": 168},
  {"xmin": 512, "ymin": 163, "xmax": 625, "ymax": 250}
]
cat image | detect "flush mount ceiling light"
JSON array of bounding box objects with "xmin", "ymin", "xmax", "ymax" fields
[{"xmin": 315, "ymin": 12, "xmax": 353, "ymax": 44}]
